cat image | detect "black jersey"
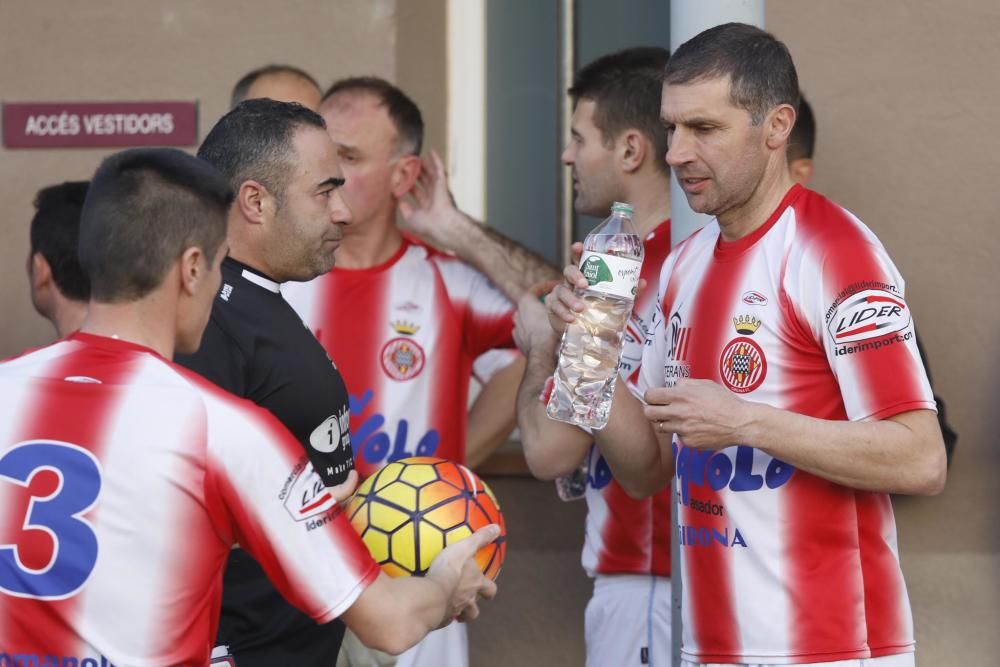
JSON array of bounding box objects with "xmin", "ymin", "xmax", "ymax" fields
[{"xmin": 176, "ymin": 257, "xmax": 354, "ymax": 667}]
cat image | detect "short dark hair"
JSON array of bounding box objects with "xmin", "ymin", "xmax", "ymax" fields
[
  {"xmin": 323, "ymin": 76, "xmax": 424, "ymax": 155},
  {"xmin": 569, "ymin": 47, "xmax": 670, "ymax": 175},
  {"xmin": 198, "ymin": 98, "xmax": 326, "ymax": 206},
  {"xmin": 788, "ymin": 94, "xmax": 815, "ymax": 161},
  {"xmin": 30, "ymin": 181, "xmax": 91, "ymax": 302},
  {"xmin": 664, "ymin": 23, "xmax": 799, "ymax": 125},
  {"xmin": 231, "ymin": 64, "xmax": 321, "ymax": 109},
  {"xmin": 79, "ymin": 148, "xmax": 233, "ymax": 302}
]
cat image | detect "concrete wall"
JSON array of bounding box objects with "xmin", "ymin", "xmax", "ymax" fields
[
  {"xmin": 767, "ymin": 2, "xmax": 999, "ymax": 663},
  {"xmin": 0, "ymin": 0, "xmax": 446, "ymax": 355}
]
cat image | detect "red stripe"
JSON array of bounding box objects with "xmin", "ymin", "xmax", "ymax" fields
[
  {"xmin": 315, "ymin": 262, "xmax": 392, "ymax": 480},
  {"xmin": 1, "ymin": 340, "xmax": 131, "ymax": 658},
  {"xmin": 784, "ymin": 191, "xmax": 916, "ymax": 654},
  {"xmin": 835, "ymin": 322, "xmax": 879, "ymax": 339},
  {"xmin": 595, "ymin": 481, "xmax": 651, "ymax": 573},
  {"xmin": 300, "ymin": 491, "xmax": 334, "ymax": 515},
  {"xmin": 672, "ymin": 243, "xmax": 751, "ymax": 656},
  {"xmin": 427, "ymin": 266, "xmax": 470, "ymax": 464}
]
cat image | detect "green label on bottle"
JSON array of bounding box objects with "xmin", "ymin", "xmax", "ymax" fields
[
  {"xmin": 579, "ymin": 251, "xmax": 642, "ymax": 299},
  {"xmin": 581, "ymin": 255, "xmax": 614, "ymax": 286}
]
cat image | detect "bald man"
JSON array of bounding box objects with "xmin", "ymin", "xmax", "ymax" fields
[{"xmin": 231, "ymin": 64, "xmax": 322, "ymax": 110}]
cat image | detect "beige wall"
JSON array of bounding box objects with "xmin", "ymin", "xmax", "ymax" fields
[
  {"xmin": 769, "ymin": 1, "xmax": 999, "ymax": 662},
  {"xmin": 0, "ymin": 0, "xmax": 446, "ymax": 355}
]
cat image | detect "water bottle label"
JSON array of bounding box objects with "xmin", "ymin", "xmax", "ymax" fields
[{"xmin": 579, "ymin": 251, "xmax": 642, "ymax": 299}]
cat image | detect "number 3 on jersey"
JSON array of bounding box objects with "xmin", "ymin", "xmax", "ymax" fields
[{"xmin": 0, "ymin": 441, "xmax": 102, "ymax": 599}]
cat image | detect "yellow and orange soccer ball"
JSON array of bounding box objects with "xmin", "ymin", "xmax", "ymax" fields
[{"xmin": 346, "ymin": 457, "xmax": 506, "ymax": 580}]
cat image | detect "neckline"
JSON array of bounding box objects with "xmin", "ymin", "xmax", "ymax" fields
[
  {"xmin": 332, "ymin": 239, "xmax": 410, "ymax": 277},
  {"xmin": 225, "ymin": 257, "xmax": 280, "ymax": 293},
  {"xmin": 713, "ymin": 184, "xmax": 803, "ymax": 261},
  {"xmin": 68, "ymin": 331, "xmax": 164, "ymax": 359}
]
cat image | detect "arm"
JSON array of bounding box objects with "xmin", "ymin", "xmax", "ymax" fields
[
  {"xmin": 513, "ymin": 293, "xmax": 592, "ymax": 480},
  {"xmin": 341, "ymin": 524, "xmax": 500, "ymax": 655},
  {"xmin": 466, "ymin": 354, "xmax": 526, "ymax": 469},
  {"xmin": 543, "ymin": 266, "xmax": 674, "ymax": 497},
  {"xmin": 399, "ymin": 150, "xmax": 559, "ymax": 302},
  {"xmin": 645, "ymin": 378, "xmax": 947, "ymax": 495}
]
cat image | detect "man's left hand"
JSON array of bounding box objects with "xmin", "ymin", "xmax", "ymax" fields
[
  {"xmin": 643, "ymin": 378, "xmax": 753, "ymax": 450},
  {"xmin": 398, "ymin": 149, "xmax": 468, "ymax": 252}
]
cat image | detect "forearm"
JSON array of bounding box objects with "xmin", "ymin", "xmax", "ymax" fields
[
  {"xmin": 343, "ymin": 572, "xmax": 450, "ymax": 655},
  {"xmin": 516, "ymin": 343, "xmax": 591, "ymax": 479},
  {"xmin": 743, "ymin": 406, "xmax": 946, "ymax": 495},
  {"xmin": 448, "ymin": 214, "xmax": 559, "ymax": 302},
  {"xmin": 466, "ymin": 356, "xmax": 526, "ymax": 469},
  {"xmin": 592, "ymin": 387, "xmax": 673, "ymax": 499}
]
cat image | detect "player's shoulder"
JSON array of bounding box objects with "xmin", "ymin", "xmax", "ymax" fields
[
  {"xmin": 169, "ymin": 360, "xmax": 284, "ymax": 434},
  {"xmin": 789, "ymin": 187, "xmax": 881, "ymax": 250}
]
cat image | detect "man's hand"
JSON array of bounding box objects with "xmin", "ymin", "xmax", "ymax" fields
[
  {"xmin": 545, "ymin": 242, "xmax": 588, "ymax": 333},
  {"xmin": 328, "ymin": 469, "xmax": 360, "ymax": 503},
  {"xmin": 643, "ymin": 378, "xmax": 753, "ymax": 450},
  {"xmin": 426, "ymin": 524, "xmax": 501, "ymax": 624},
  {"xmin": 513, "ymin": 280, "xmax": 561, "ymax": 355},
  {"xmin": 398, "ymin": 149, "xmax": 468, "ymax": 252}
]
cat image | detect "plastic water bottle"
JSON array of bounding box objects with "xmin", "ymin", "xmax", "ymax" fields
[{"xmin": 546, "ymin": 202, "xmax": 643, "ymax": 429}]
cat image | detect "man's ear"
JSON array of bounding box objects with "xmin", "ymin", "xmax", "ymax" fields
[
  {"xmin": 178, "ymin": 246, "xmax": 206, "ymax": 296},
  {"xmin": 765, "ymin": 103, "xmax": 796, "ymax": 150},
  {"xmin": 619, "ymin": 130, "xmax": 647, "ymax": 174},
  {"xmin": 30, "ymin": 253, "xmax": 52, "ymax": 292},
  {"xmin": 236, "ymin": 180, "xmax": 271, "ymax": 224},
  {"xmin": 788, "ymin": 157, "xmax": 815, "ymax": 186},
  {"xmin": 391, "ymin": 154, "xmax": 423, "ymax": 199}
]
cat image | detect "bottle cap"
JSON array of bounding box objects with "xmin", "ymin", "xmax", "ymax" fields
[{"xmin": 611, "ymin": 201, "xmax": 634, "ymax": 215}]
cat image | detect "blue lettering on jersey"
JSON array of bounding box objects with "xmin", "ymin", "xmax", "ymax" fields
[
  {"xmin": 0, "ymin": 441, "xmax": 102, "ymax": 600},
  {"xmin": 0, "ymin": 652, "xmax": 115, "ymax": 667},
  {"xmin": 350, "ymin": 389, "xmax": 440, "ymax": 465},
  {"xmin": 586, "ymin": 447, "xmax": 613, "ymax": 491},
  {"xmin": 674, "ymin": 443, "xmax": 795, "ymax": 507}
]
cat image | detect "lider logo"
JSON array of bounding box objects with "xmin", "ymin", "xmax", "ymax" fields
[
  {"xmin": 581, "ymin": 255, "xmax": 613, "ymax": 286},
  {"xmin": 828, "ymin": 289, "xmax": 910, "ymax": 344}
]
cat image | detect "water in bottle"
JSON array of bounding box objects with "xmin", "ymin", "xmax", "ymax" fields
[{"xmin": 546, "ymin": 202, "xmax": 643, "ymax": 429}]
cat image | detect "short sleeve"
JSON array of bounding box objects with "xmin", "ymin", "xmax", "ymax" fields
[
  {"xmin": 472, "ymin": 349, "xmax": 521, "ymax": 383},
  {"xmin": 785, "ymin": 218, "xmax": 935, "ymax": 421},
  {"xmin": 203, "ymin": 394, "xmax": 378, "ymax": 623},
  {"xmin": 434, "ymin": 257, "xmax": 515, "ymax": 357}
]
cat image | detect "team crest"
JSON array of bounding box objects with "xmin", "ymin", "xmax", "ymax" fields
[
  {"xmin": 381, "ymin": 337, "xmax": 426, "ymax": 381},
  {"xmin": 719, "ymin": 337, "xmax": 766, "ymax": 394}
]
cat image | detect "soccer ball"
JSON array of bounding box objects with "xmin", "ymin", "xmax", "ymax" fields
[{"xmin": 346, "ymin": 456, "xmax": 506, "ymax": 580}]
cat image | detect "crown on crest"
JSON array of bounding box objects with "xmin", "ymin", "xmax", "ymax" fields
[
  {"xmin": 391, "ymin": 320, "xmax": 420, "ymax": 336},
  {"xmin": 733, "ymin": 315, "xmax": 762, "ymax": 335}
]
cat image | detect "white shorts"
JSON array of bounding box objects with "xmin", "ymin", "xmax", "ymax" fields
[
  {"xmin": 585, "ymin": 574, "xmax": 672, "ymax": 667},
  {"xmin": 395, "ymin": 621, "xmax": 468, "ymax": 667},
  {"xmin": 680, "ymin": 652, "xmax": 914, "ymax": 667}
]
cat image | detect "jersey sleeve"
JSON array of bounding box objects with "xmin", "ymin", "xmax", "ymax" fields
[
  {"xmin": 472, "ymin": 349, "xmax": 522, "ymax": 383},
  {"xmin": 174, "ymin": 315, "xmax": 247, "ymax": 397},
  {"xmin": 785, "ymin": 214, "xmax": 935, "ymax": 421},
  {"xmin": 434, "ymin": 256, "xmax": 516, "ymax": 356},
  {"xmin": 202, "ymin": 393, "xmax": 378, "ymax": 623}
]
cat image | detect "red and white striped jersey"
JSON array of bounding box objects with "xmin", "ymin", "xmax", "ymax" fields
[
  {"xmin": 283, "ymin": 239, "xmax": 515, "ymax": 479},
  {"xmin": 582, "ymin": 220, "xmax": 673, "ymax": 578},
  {"xmin": 0, "ymin": 333, "xmax": 378, "ymax": 666},
  {"xmin": 637, "ymin": 186, "xmax": 934, "ymax": 663}
]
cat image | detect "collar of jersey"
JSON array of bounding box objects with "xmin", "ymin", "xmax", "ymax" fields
[
  {"xmin": 224, "ymin": 257, "xmax": 280, "ymax": 293},
  {"xmin": 714, "ymin": 184, "xmax": 803, "ymax": 261},
  {"xmin": 332, "ymin": 238, "xmax": 411, "ymax": 277},
  {"xmin": 68, "ymin": 331, "xmax": 165, "ymax": 359}
]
